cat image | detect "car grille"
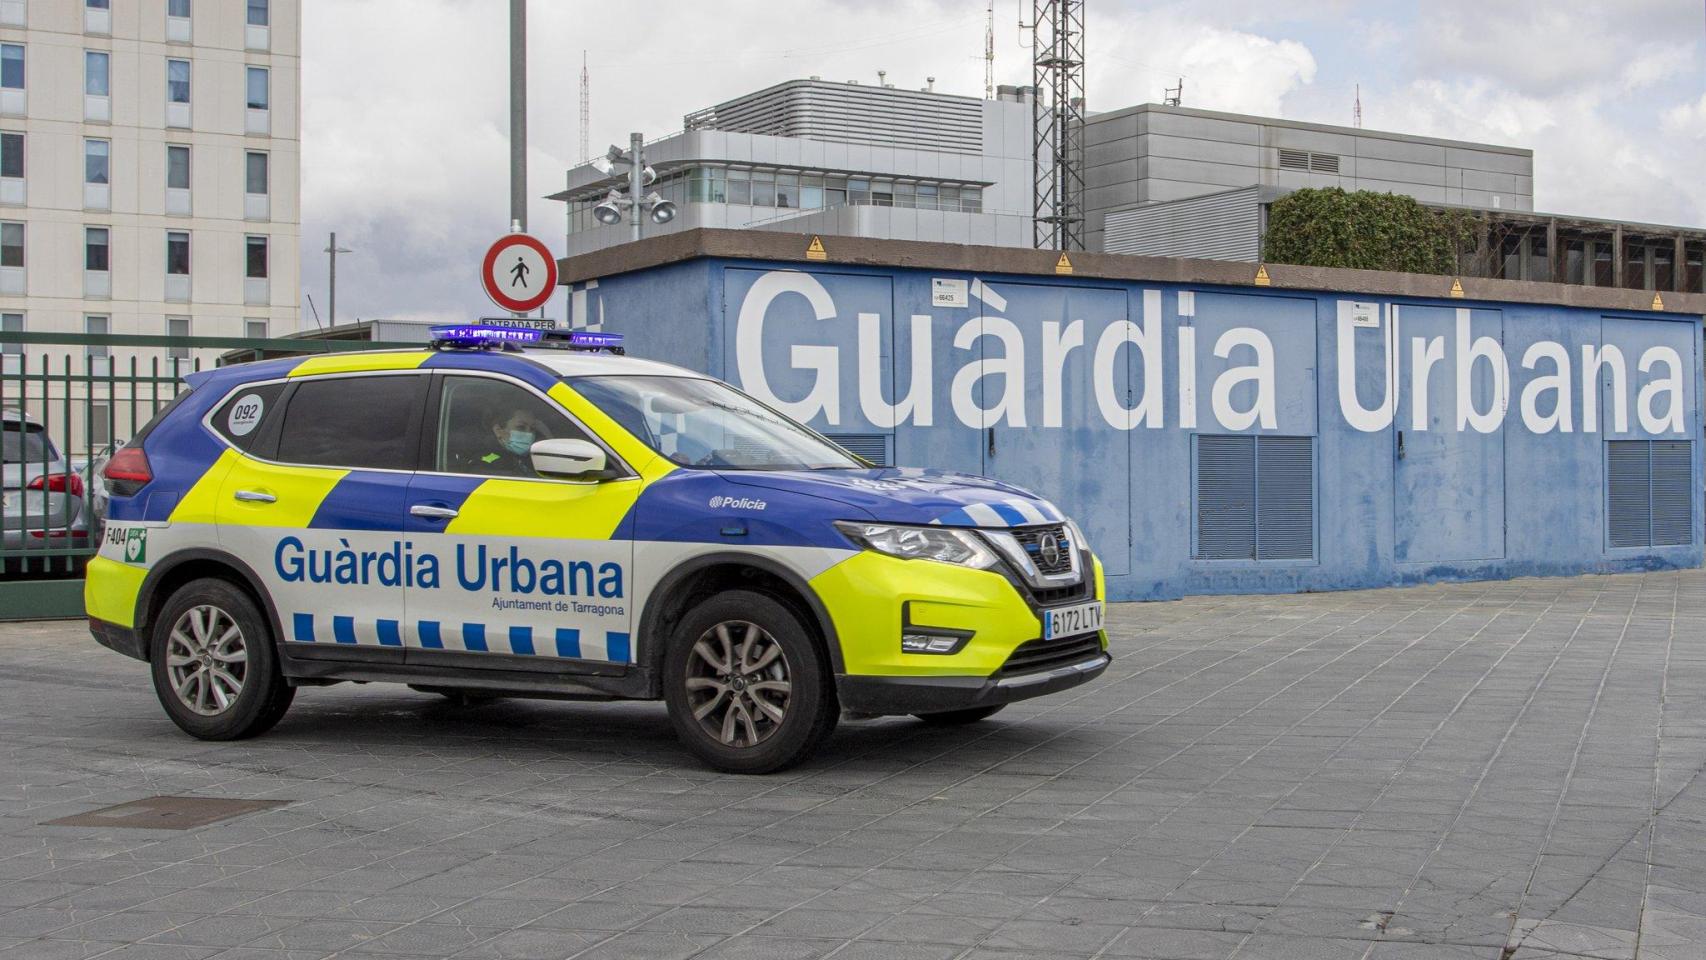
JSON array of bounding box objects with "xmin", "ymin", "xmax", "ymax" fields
[
  {"xmin": 998, "ymin": 632, "xmax": 1104, "ymax": 677},
  {"xmin": 1011, "ymin": 523, "xmax": 1074, "ymax": 576},
  {"xmin": 1026, "ymin": 580, "xmax": 1090, "ymax": 606}
]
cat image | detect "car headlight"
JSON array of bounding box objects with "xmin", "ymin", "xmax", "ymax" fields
[
  {"xmin": 834, "ymin": 521, "xmax": 999, "ymax": 569},
  {"xmin": 1064, "ymin": 518, "xmax": 1092, "ymax": 557}
]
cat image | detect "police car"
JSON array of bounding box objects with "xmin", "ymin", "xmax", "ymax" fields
[{"xmin": 85, "ymin": 324, "xmax": 1108, "ymax": 773}]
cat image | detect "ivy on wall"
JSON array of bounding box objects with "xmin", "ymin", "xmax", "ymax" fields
[{"xmin": 1263, "ymin": 187, "xmax": 1479, "ymax": 276}]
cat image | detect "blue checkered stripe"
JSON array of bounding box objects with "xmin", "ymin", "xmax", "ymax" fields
[
  {"xmin": 287, "ymin": 613, "xmax": 632, "ymax": 663},
  {"xmin": 930, "ymin": 498, "xmax": 1065, "ymax": 528}
]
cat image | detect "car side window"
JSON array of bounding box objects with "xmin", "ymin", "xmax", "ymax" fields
[
  {"xmin": 435, "ymin": 376, "xmax": 590, "ymax": 478},
  {"xmin": 275, "ymin": 374, "xmax": 424, "ymax": 470},
  {"xmin": 211, "ymin": 381, "xmax": 287, "ymax": 452}
]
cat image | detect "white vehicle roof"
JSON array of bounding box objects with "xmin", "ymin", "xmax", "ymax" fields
[{"xmin": 519, "ymin": 349, "xmax": 710, "ymax": 380}]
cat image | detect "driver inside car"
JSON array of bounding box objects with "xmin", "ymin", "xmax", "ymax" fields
[{"xmin": 455, "ymin": 406, "xmax": 549, "ymax": 477}]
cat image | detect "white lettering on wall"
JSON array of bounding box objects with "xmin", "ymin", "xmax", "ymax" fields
[
  {"xmin": 1337, "ymin": 302, "xmax": 1396, "ymax": 432},
  {"xmin": 728, "ymin": 272, "xmax": 1692, "ymax": 438},
  {"xmin": 951, "ymin": 315, "xmax": 1027, "ymax": 428},
  {"xmin": 736, "ymin": 271, "xmax": 840, "ymax": 424},
  {"xmin": 859, "ymin": 313, "xmax": 933, "ymax": 428},
  {"xmin": 1455, "ymin": 308, "xmax": 1509, "ymax": 434},
  {"xmin": 1211, "ymin": 327, "xmax": 1277, "ymax": 431},
  {"xmin": 1582, "ymin": 344, "xmax": 1627, "ymax": 434},
  {"xmin": 1638, "ymin": 346, "xmax": 1685, "ymax": 434},
  {"xmin": 1411, "ymin": 335, "xmax": 1446, "ymax": 431},
  {"xmin": 1520, "ymin": 341, "xmax": 1573, "ymax": 434}
]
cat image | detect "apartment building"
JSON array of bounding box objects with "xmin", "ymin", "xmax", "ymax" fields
[{"xmin": 0, "ymin": 0, "xmax": 299, "ymax": 433}]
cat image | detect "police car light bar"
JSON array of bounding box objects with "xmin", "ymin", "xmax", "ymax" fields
[{"xmin": 428, "ymin": 323, "xmax": 625, "ymax": 354}]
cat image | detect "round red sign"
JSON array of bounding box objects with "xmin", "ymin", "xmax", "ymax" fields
[{"xmin": 480, "ymin": 234, "xmax": 558, "ymax": 314}]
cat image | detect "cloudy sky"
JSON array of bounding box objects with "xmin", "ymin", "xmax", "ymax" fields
[{"xmin": 299, "ymin": 0, "xmax": 1705, "ymax": 329}]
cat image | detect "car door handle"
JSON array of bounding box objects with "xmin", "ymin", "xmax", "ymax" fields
[
  {"xmin": 410, "ymin": 504, "xmax": 459, "ymax": 520},
  {"xmin": 233, "ymin": 489, "xmax": 276, "ymax": 503}
]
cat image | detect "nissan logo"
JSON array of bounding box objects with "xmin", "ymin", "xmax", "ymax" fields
[{"xmin": 1038, "ymin": 532, "xmax": 1061, "ymax": 568}]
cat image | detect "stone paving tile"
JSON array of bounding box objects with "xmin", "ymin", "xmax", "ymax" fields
[{"xmin": 3, "ymin": 571, "xmax": 1706, "ymax": 959}]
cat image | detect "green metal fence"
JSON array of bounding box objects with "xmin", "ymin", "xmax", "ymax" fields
[{"xmin": 0, "ymin": 331, "xmax": 418, "ymax": 620}]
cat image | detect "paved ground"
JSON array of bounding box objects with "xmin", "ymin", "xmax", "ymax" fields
[{"xmin": 3, "ymin": 572, "xmax": 1706, "ymax": 960}]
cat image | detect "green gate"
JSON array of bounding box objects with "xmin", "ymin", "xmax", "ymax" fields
[{"xmin": 0, "ymin": 331, "xmax": 418, "ymax": 620}]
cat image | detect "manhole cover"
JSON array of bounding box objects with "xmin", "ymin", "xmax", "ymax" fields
[{"xmin": 45, "ymin": 796, "xmax": 286, "ymax": 830}]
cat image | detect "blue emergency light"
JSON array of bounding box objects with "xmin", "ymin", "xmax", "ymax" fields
[{"xmin": 428, "ymin": 323, "xmax": 624, "ymax": 354}]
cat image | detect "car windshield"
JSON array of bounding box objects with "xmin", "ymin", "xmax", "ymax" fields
[
  {"xmin": 569, "ymin": 375, "xmax": 861, "ymax": 470},
  {"xmin": 2, "ymin": 423, "xmax": 54, "ymax": 464}
]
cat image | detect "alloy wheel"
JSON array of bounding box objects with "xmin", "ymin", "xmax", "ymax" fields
[
  {"xmin": 165, "ymin": 604, "xmax": 248, "ymax": 717},
  {"xmin": 684, "ymin": 620, "xmax": 792, "ymax": 748}
]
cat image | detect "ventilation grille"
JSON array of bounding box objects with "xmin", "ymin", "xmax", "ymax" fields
[
  {"xmin": 1277, "ymin": 148, "xmax": 1341, "ymax": 175},
  {"xmin": 824, "ymin": 432, "xmax": 891, "ymax": 466},
  {"xmin": 1608, "ymin": 439, "xmax": 1693, "ymax": 548},
  {"xmin": 1196, "ymin": 435, "xmax": 1316, "ymax": 561}
]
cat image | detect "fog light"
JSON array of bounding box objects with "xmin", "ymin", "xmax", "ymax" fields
[{"xmin": 902, "ymin": 633, "xmax": 962, "ymax": 654}]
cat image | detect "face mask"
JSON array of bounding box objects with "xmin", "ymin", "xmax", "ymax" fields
[{"xmin": 503, "ymin": 429, "xmax": 534, "ymax": 455}]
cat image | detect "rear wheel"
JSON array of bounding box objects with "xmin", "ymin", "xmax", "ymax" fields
[
  {"xmin": 664, "ymin": 590, "xmax": 836, "ymax": 774},
  {"xmin": 150, "ymin": 578, "xmax": 293, "ymax": 740},
  {"xmin": 913, "ymin": 704, "xmax": 1005, "ymax": 725}
]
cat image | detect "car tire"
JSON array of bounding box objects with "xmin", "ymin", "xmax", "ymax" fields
[
  {"xmin": 150, "ymin": 577, "xmax": 294, "ymax": 741},
  {"xmin": 913, "ymin": 704, "xmax": 1006, "ymax": 725},
  {"xmin": 664, "ymin": 589, "xmax": 837, "ymax": 774}
]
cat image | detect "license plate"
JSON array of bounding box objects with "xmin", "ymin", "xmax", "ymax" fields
[{"xmin": 1043, "ymin": 600, "xmax": 1103, "ymax": 640}]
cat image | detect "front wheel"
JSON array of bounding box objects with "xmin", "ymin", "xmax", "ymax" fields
[
  {"xmin": 150, "ymin": 578, "xmax": 294, "ymax": 740},
  {"xmin": 663, "ymin": 590, "xmax": 836, "ymax": 774}
]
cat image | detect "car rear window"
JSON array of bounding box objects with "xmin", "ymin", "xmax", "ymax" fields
[
  {"xmin": 212, "ymin": 381, "xmax": 287, "ymax": 453},
  {"xmin": 2, "ymin": 422, "xmax": 54, "ymax": 463}
]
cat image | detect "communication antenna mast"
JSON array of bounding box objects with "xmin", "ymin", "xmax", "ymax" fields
[
  {"xmin": 984, "ymin": 1, "xmax": 996, "ymax": 99},
  {"xmin": 1030, "ymin": 0, "xmax": 1085, "ymax": 251},
  {"xmin": 1353, "ymin": 83, "xmax": 1363, "ymax": 128},
  {"xmin": 578, "ymin": 51, "xmax": 590, "ymax": 162},
  {"xmin": 1163, "ymin": 77, "xmax": 1182, "ymax": 106}
]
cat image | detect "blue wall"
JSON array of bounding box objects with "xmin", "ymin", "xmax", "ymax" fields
[{"xmin": 572, "ymin": 259, "xmax": 1705, "ymax": 601}]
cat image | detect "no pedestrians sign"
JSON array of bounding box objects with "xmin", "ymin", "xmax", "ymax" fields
[{"xmin": 481, "ymin": 234, "xmax": 558, "ymax": 314}]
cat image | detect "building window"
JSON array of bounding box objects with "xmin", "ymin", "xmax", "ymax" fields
[
  {"xmin": 1653, "ymin": 245, "xmax": 1675, "ymax": 292},
  {"xmin": 168, "ymin": 0, "xmax": 190, "ymax": 16},
  {"xmin": 1, "ymin": 221, "xmax": 21, "ymax": 267},
  {"xmin": 166, "ymin": 230, "xmax": 189, "ymax": 275},
  {"xmin": 166, "ymin": 144, "xmax": 190, "ymax": 190},
  {"xmin": 1607, "ymin": 440, "xmax": 1692, "ymax": 548},
  {"xmin": 85, "ymin": 314, "xmax": 108, "ymax": 358},
  {"xmin": 0, "ymin": 131, "xmax": 20, "ymax": 180},
  {"xmin": 166, "ymin": 59, "xmax": 190, "ymax": 103},
  {"xmin": 84, "ymin": 50, "xmax": 108, "ymax": 96},
  {"xmin": 1, "ymin": 312, "xmax": 21, "ymax": 360},
  {"xmin": 245, "ymin": 151, "xmax": 268, "ymax": 195},
  {"xmin": 84, "ymin": 139, "xmax": 108, "ymax": 184},
  {"xmin": 1623, "ymin": 241, "xmax": 1649, "ymax": 290},
  {"xmin": 245, "ymin": 317, "xmax": 267, "ymax": 339},
  {"xmin": 1687, "ymin": 245, "xmax": 1704, "ymax": 294},
  {"xmin": 0, "ymin": 44, "xmax": 21, "ymax": 92},
  {"xmin": 89, "ymin": 401, "xmax": 111, "ymax": 446},
  {"xmin": 85, "ymin": 227, "xmax": 109, "ymax": 271},
  {"xmin": 1564, "ymin": 239, "xmax": 1587, "ymax": 285},
  {"xmin": 1593, "ymin": 243, "xmax": 1614, "ymax": 287},
  {"xmin": 166, "ymin": 316, "xmax": 189, "ymax": 361},
  {"xmin": 1194, "ymin": 434, "xmax": 1316, "ymax": 561},
  {"xmin": 246, "ymin": 66, "xmax": 268, "ymax": 110},
  {"xmin": 247, "ymin": 0, "xmax": 268, "ymax": 26},
  {"xmin": 245, "ymin": 235, "xmax": 267, "ymax": 278},
  {"xmin": 86, "ymin": 0, "xmax": 110, "ymax": 9}
]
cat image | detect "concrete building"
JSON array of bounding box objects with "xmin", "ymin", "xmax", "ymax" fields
[
  {"xmin": 554, "ymin": 79, "xmax": 1034, "ymax": 258},
  {"xmin": 1082, "ymin": 104, "xmax": 1533, "ymax": 251},
  {"xmin": 560, "ymin": 229, "xmax": 1706, "ymax": 600},
  {"xmin": 0, "ymin": 0, "xmax": 300, "ymax": 436}
]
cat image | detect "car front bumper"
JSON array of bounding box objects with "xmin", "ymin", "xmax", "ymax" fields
[{"xmin": 837, "ymin": 647, "xmax": 1110, "ymax": 715}]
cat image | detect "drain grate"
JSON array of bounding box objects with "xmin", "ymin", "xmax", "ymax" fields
[{"xmin": 45, "ymin": 796, "xmax": 286, "ymax": 830}]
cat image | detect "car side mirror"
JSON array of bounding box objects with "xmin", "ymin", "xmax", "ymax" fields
[{"xmin": 530, "ymin": 438, "xmax": 608, "ymax": 480}]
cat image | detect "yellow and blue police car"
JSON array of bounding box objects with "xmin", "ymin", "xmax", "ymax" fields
[{"xmin": 85, "ymin": 324, "xmax": 1108, "ymax": 772}]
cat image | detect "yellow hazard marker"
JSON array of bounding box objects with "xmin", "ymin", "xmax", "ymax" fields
[
  {"xmin": 1449, "ymin": 278, "xmax": 1465, "ymax": 298},
  {"xmin": 1652, "ymin": 292, "xmax": 1665, "ymax": 311},
  {"xmin": 1253, "ymin": 264, "xmax": 1271, "ymax": 286},
  {"xmin": 805, "ymin": 235, "xmax": 827, "ymax": 261},
  {"xmin": 1054, "ymin": 251, "xmax": 1074, "ymax": 275}
]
